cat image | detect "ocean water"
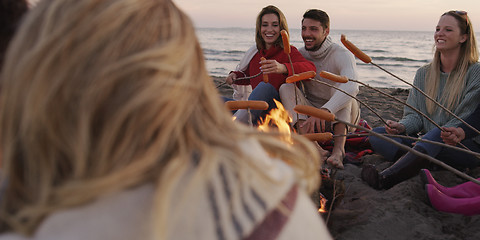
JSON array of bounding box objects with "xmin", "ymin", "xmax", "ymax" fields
[{"xmin": 196, "ymin": 28, "xmax": 478, "ymax": 89}]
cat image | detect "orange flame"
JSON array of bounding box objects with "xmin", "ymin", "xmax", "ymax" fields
[
  {"xmin": 257, "ymin": 99, "xmax": 293, "ymax": 143},
  {"xmin": 255, "ymin": 100, "xmax": 328, "ymax": 214},
  {"xmin": 318, "ymin": 195, "xmax": 327, "ymax": 213}
]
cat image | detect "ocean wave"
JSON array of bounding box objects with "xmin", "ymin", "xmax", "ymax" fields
[
  {"xmin": 371, "ymin": 56, "xmax": 429, "ymax": 63},
  {"xmin": 369, "ymin": 49, "xmax": 388, "ymax": 53},
  {"xmin": 209, "ymin": 68, "xmax": 229, "ymax": 76},
  {"xmin": 197, "ymin": 28, "xmax": 437, "ymax": 88},
  {"xmin": 365, "ymin": 79, "xmax": 409, "ymax": 89},
  {"xmin": 205, "ymin": 57, "xmax": 239, "ymax": 62},
  {"xmin": 203, "ymin": 48, "xmax": 245, "ymax": 55}
]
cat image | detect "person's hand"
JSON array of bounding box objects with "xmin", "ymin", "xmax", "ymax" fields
[
  {"xmin": 259, "ymin": 59, "xmax": 287, "ymax": 75},
  {"xmin": 225, "ymin": 72, "xmax": 236, "ymax": 85},
  {"xmin": 302, "ymin": 117, "xmax": 319, "ymax": 133},
  {"xmin": 299, "ymin": 108, "xmax": 331, "ymax": 133},
  {"xmin": 441, "ymin": 127, "xmax": 465, "ymax": 145},
  {"xmin": 385, "ymin": 120, "xmax": 405, "ymax": 135},
  {"xmin": 300, "ymin": 116, "xmax": 329, "ymax": 133}
]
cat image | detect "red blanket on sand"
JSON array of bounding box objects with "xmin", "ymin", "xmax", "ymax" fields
[{"xmin": 319, "ymin": 119, "xmax": 373, "ymax": 165}]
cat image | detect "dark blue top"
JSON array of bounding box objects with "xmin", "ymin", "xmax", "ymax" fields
[{"xmin": 460, "ymin": 103, "xmax": 480, "ymax": 139}]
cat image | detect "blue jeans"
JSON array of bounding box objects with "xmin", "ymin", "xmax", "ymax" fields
[
  {"xmin": 221, "ymin": 96, "xmax": 236, "ymax": 114},
  {"xmin": 369, "ymin": 127, "xmax": 480, "ymax": 169},
  {"xmin": 233, "ymin": 82, "xmax": 280, "ymax": 125}
]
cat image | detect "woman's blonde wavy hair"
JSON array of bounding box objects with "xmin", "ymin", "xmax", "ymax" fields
[
  {"xmin": 0, "ymin": 0, "xmax": 320, "ymax": 237},
  {"xmin": 255, "ymin": 5, "xmax": 289, "ymax": 51},
  {"xmin": 425, "ymin": 10, "xmax": 479, "ymax": 114}
]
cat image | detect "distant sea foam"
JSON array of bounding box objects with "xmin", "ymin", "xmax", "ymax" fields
[{"xmin": 196, "ymin": 28, "xmax": 479, "ymax": 89}]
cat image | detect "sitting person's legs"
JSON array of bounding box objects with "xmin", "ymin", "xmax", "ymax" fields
[
  {"xmin": 279, "ymin": 83, "xmax": 309, "ymax": 130},
  {"xmin": 325, "ymin": 99, "xmax": 359, "ymax": 169},
  {"xmin": 363, "ymin": 128, "xmax": 442, "ymax": 189},
  {"xmin": 436, "ymin": 139, "xmax": 480, "ymax": 169},
  {"xmin": 234, "ymin": 82, "xmax": 280, "ymax": 125},
  {"xmin": 368, "ymin": 127, "xmax": 415, "ymax": 162}
]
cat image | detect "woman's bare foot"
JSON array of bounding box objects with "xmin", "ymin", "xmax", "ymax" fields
[{"xmin": 327, "ymin": 150, "xmax": 345, "ymax": 169}]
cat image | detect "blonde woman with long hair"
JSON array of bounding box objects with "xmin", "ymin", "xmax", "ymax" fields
[
  {"xmin": 362, "ymin": 10, "xmax": 480, "ymax": 190},
  {"xmin": 0, "ymin": 0, "xmax": 331, "ymax": 239}
]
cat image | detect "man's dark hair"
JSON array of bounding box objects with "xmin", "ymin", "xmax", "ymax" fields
[{"xmin": 302, "ymin": 9, "xmax": 329, "ymax": 29}]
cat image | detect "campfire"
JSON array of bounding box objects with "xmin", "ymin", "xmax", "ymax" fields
[
  {"xmin": 252, "ymin": 100, "xmax": 344, "ymax": 218},
  {"xmin": 318, "ymin": 193, "xmax": 327, "ymax": 213},
  {"xmin": 257, "ymin": 99, "xmax": 293, "ymax": 143}
]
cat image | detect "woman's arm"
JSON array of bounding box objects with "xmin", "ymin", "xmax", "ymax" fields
[
  {"xmin": 443, "ymin": 64, "xmax": 480, "ymax": 128},
  {"xmin": 399, "ymin": 67, "xmax": 427, "ymax": 135},
  {"xmin": 454, "ymin": 103, "xmax": 480, "ymax": 139},
  {"xmin": 284, "ymin": 46, "xmax": 316, "ymax": 75}
]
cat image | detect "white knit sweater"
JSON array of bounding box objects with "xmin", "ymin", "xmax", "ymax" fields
[{"xmin": 298, "ymin": 36, "xmax": 359, "ymax": 114}]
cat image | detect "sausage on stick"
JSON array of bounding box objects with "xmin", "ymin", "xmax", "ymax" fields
[
  {"xmin": 288, "ymin": 72, "xmax": 389, "ymax": 125},
  {"xmin": 286, "ymin": 71, "xmax": 316, "ymax": 83},
  {"xmin": 225, "ymin": 100, "xmax": 269, "ymax": 111},
  {"xmin": 260, "ymin": 57, "xmax": 269, "ymax": 83},
  {"xmin": 340, "ymin": 35, "xmax": 480, "ymax": 135},
  {"xmin": 319, "ymin": 71, "xmax": 348, "ymax": 83},
  {"xmin": 293, "ymin": 104, "xmax": 480, "ymax": 186},
  {"xmin": 301, "ymin": 132, "xmax": 333, "ymax": 142},
  {"xmin": 281, "ymin": 30, "xmax": 291, "ymax": 54},
  {"xmin": 341, "ymin": 34, "xmax": 372, "ymax": 63}
]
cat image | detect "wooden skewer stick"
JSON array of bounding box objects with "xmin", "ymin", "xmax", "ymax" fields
[
  {"xmin": 225, "ymin": 100, "xmax": 269, "ymax": 127},
  {"xmin": 320, "ymin": 70, "xmax": 477, "ymax": 153},
  {"xmin": 340, "ymin": 34, "xmax": 480, "ymax": 135},
  {"xmin": 293, "ymin": 105, "xmax": 480, "ymax": 186},
  {"xmin": 323, "ymin": 133, "xmax": 480, "ymax": 158},
  {"xmin": 320, "ymin": 71, "xmax": 443, "ymax": 130},
  {"xmin": 216, "ymin": 72, "xmax": 262, "ymax": 89},
  {"xmin": 280, "ymin": 29, "xmax": 303, "ymax": 123},
  {"xmin": 286, "ymin": 72, "xmax": 389, "ymax": 126}
]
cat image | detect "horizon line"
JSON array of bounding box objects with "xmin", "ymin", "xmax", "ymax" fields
[{"xmin": 194, "ymin": 26, "xmax": 480, "ymax": 33}]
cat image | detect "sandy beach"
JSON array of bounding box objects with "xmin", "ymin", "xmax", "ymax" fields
[{"xmin": 213, "ymin": 76, "xmax": 480, "ymax": 240}]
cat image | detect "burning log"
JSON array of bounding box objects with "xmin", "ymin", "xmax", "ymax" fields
[{"xmin": 313, "ymin": 167, "xmax": 345, "ymax": 222}]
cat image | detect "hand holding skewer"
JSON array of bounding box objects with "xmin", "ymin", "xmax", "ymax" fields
[
  {"xmin": 259, "ymin": 57, "xmax": 288, "ymax": 76},
  {"xmin": 441, "ymin": 127, "xmax": 466, "ymax": 145},
  {"xmin": 385, "ymin": 120, "xmax": 406, "ymax": 135},
  {"xmin": 340, "ymin": 35, "xmax": 480, "ymax": 136},
  {"xmin": 319, "ymin": 70, "xmax": 479, "ymax": 154},
  {"xmin": 287, "ymin": 71, "xmax": 389, "ymax": 126},
  {"xmin": 320, "ymin": 70, "xmax": 443, "ymax": 130},
  {"xmin": 293, "ymin": 105, "xmax": 480, "ymax": 186},
  {"xmin": 225, "ymin": 72, "xmax": 237, "ymax": 85},
  {"xmin": 217, "ymin": 72, "xmax": 262, "ymax": 89}
]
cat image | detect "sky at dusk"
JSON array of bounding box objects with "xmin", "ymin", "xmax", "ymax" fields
[{"xmin": 174, "ymin": 0, "xmax": 480, "ymax": 32}]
